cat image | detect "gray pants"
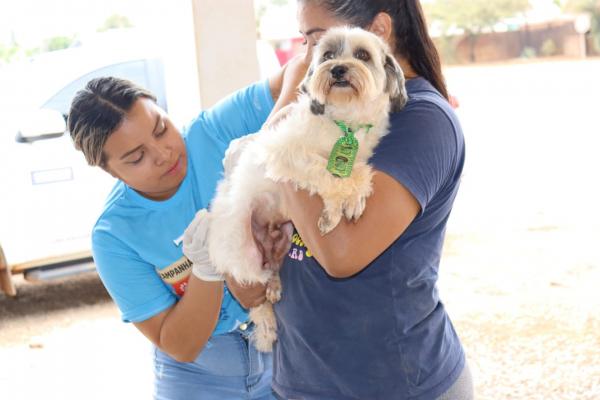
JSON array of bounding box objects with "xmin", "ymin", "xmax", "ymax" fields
[{"xmin": 436, "ymin": 361, "xmax": 474, "ymax": 400}]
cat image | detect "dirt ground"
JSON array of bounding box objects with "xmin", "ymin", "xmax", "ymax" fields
[
  {"xmin": 1, "ymin": 59, "xmax": 599, "ymax": 399},
  {"xmin": 0, "ymin": 273, "xmax": 154, "ymax": 399}
]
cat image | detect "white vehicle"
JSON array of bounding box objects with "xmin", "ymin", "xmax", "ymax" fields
[{"xmin": 0, "ymin": 42, "xmax": 168, "ymax": 296}]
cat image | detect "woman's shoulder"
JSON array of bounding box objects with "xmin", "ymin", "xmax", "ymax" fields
[
  {"xmin": 398, "ymin": 79, "xmax": 454, "ymax": 117},
  {"xmin": 93, "ymin": 181, "xmax": 125, "ymax": 228},
  {"xmin": 388, "ymin": 78, "xmax": 463, "ymax": 143},
  {"xmin": 91, "ymin": 181, "xmax": 147, "ymax": 250}
]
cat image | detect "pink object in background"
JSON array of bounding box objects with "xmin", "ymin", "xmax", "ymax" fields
[
  {"xmin": 274, "ymin": 37, "xmax": 305, "ymax": 66},
  {"xmin": 449, "ymin": 94, "xmax": 460, "ymax": 109}
]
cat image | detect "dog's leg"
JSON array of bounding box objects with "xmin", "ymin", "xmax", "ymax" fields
[
  {"xmin": 342, "ymin": 164, "xmax": 374, "ymax": 222},
  {"xmin": 266, "ymin": 273, "xmax": 282, "ymax": 303},
  {"xmin": 316, "ymin": 164, "xmax": 375, "ymax": 233},
  {"xmin": 318, "ymin": 197, "xmax": 344, "ymax": 235},
  {"xmin": 249, "ymin": 302, "xmax": 277, "ymax": 352},
  {"xmin": 210, "ymin": 165, "xmax": 278, "ymax": 284}
]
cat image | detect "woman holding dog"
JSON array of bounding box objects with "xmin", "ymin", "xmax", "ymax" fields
[
  {"xmin": 67, "ymin": 58, "xmax": 306, "ymax": 398},
  {"xmin": 270, "ymin": 1, "xmax": 473, "ymax": 399}
]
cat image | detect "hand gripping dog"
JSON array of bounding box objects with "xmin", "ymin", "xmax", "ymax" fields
[{"xmin": 207, "ymin": 27, "xmax": 408, "ymax": 352}]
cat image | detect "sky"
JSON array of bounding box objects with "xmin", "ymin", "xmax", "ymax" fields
[
  {"xmin": 0, "ymin": 0, "xmax": 203, "ymax": 125},
  {"xmin": 0, "ymin": 0, "xmax": 569, "ymax": 49},
  {"xmin": 0, "ymin": 0, "xmax": 179, "ymax": 48}
]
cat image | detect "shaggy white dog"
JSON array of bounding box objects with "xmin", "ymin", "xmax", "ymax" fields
[{"xmin": 208, "ymin": 27, "xmax": 407, "ymax": 352}]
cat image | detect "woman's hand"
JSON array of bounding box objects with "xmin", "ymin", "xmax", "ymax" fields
[{"xmin": 225, "ymin": 275, "xmax": 267, "ymax": 309}]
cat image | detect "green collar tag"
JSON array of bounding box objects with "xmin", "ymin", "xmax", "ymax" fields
[{"xmin": 326, "ymin": 121, "xmax": 373, "ymax": 178}]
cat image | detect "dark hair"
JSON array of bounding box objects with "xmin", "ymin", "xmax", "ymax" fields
[
  {"xmin": 68, "ymin": 77, "xmax": 156, "ymax": 167},
  {"xmin": 301, "ymin": 0, "xmax": 448, "ymax": 99}
]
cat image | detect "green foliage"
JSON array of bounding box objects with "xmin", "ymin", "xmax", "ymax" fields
[
  {"xmin": 562, "ymin": 0, "xmax": 600, "ymax": 52},
  {"xmin": 540, "ymin": 38, "xmax": 558, "ymax": 56},
  {"xmin": 0, "ymin": 43, "xmax": 19, "ymax": 63},
  {"xmin": 98, "ymin": 14, "xmax": 134, "ymax": 32},
  {"xmin": 44, "ymin": 36, "xmax": 74, "ymax": 52},
  {"xmin": 520, "ymin": 46, "xmax": 537, "ymax": 58},
  {"xmin": 433, "ymin": 35, "xmax": 461, "ymax": 64},
  {"xmin": 425, "ymin": 0, "xmax": 531, "ymax": 35},
  {"xmin": 562, "ymin": 0, "xmax": 599, "ymax": 13},
  {"xmin": 424, "ymin": 0, "xmax": 531, "ymax": 62},
  {"xmin": 593, "ymin": 18, "xmax": 600, "ymax": 52},
  {"xmin": 26, "ymin": 47, "xmax": 41, "ymax": 58}
]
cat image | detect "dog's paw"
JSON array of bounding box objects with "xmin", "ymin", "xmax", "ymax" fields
[
  {"xmin": 266, "ymin": 275, "xmax": 282, "ymax": 303},
  {"xmin": 343, "ymin": 195, "xmax": 367, "ymax": 222},
  {"xmin": 318, "ymin": 210, "xmax": 341, "ymax": 235}
]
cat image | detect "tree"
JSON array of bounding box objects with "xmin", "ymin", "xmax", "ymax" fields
[
  {"xmin": 97, "ymin": 14, "xmax": 134, "ymax": 32},
  {"xmin": 0, "ymin": 43, "xmax": 19, "ymax": 64},
  {"xmin": 44, "ymin": 35, "xmax": 75, "ymax": 52},
  {"xmin": 424, "ymin": 0, "xmax": 531, "ymax": 62},
  {"xmin": 561, "ymin": 0, "xmax": 600, "ymax": 52}
]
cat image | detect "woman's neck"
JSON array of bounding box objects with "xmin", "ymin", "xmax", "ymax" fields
[{"xmin": 396, "ymin": 57, "xmax": 418, "ymax": 80}]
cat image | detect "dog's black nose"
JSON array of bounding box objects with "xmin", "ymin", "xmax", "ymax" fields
[{"xmin": 331, "ymin": 65, "xmax": 348, "ymax": 79}]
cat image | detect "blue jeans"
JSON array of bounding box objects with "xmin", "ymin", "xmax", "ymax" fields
[{"xmin": 153, "ymin": 325, "xmax": 276, "ymax": 400}]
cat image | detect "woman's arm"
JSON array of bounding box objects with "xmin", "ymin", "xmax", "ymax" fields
[
  {"xmin": 267, "ymin": 53, "xmax": 311, "ymax": 124},
  {"xmin": 225, "ymin": 275, "xmax": 268, "ymax": 309},
  {"xmin": 280, "ymin": 170, "xmax": 420, "ymax": 278},
  {"xmin": 133, "ymin": 276, "xmax": 223, "ymax": 363}
]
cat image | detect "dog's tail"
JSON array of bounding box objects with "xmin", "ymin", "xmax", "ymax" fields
[{"xmin": 249, "ymin": 302, "xmax": 277, "ymax": 352}]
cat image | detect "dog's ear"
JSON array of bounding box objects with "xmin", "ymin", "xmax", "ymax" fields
[
  {"xmin": 300, "ymin": 65, "xmax": 325, "ymax": 115},
  {"xmin": 310, "ymin": 99, "xmax": 325, "ymax": 115},
  {"xmin": 384, "ymin": 55, "xmax": 408, "ymax": 113}
]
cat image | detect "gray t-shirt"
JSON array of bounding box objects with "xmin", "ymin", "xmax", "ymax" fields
[{"xmin": 273, "ymin": 78, "xmax": 466, "ymax": 400}]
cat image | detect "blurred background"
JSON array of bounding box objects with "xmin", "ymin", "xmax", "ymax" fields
[{"xmin": 1, "ymin": 0, "xmax": 599, "ymax": 399}]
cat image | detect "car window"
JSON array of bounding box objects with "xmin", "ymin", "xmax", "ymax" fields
[{"xmin": 42, "ymin": 59, "xmax": 157, "ymax": 116}]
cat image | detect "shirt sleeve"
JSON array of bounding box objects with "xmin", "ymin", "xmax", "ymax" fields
[
  {"xmin": 184, "ymin": 79, "xmax": 275, "ymax": 146},
  {"xmin": 371, "ymin": 99, "xmax": 459, "ymax": 214},
  {"xmin": 92, "ymin": 230, "xmax": 177, "ymax": 323}
]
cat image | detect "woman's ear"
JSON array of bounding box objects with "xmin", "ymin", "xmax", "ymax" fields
[{"xmin": 369, "ymin": 12, "xmax": 393, "ymax": 43}]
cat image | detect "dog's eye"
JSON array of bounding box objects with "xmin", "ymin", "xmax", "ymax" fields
[
  {"xmin": 354, "ymin": 49, "xmax": 371, "ymax": 62},
  {"xmin": 322, "ymin": 51, "xmax": 335, "ymax": 61}
]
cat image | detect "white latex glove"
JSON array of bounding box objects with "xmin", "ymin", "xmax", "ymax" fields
[{"xmin": 182, "ymin": 209, "xmax": 223, "ymax": 282}]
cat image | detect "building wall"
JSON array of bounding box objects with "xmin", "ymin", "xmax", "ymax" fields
[
  {"xmin": 436, "ymin": 18, "xmax": 593, "ymax": 64},
  {"xmin": 191, "ymin": 0, "xmax": 260, "ymax": 109}
]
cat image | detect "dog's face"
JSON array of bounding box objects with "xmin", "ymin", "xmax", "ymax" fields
[{"xmin": 302, "ymin": 27, "xmax": 407, "ymax": 115}]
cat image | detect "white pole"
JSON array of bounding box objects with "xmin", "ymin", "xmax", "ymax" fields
[{"xmin": 191, "ymin": 0, "xmax": 260, "ymax": 109}]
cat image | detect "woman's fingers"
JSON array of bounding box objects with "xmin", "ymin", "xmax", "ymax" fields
[{"xmin": 225, "ymin": 275, "xmax": 267, "ymax": 309}]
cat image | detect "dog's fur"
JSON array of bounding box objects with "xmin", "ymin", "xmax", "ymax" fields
[{"xmin": 208, "ymin": 27, "xmax": 407, "ymax": 352}]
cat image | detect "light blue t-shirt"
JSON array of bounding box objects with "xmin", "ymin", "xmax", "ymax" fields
[{"xmin": 91, "ymin": 80, "xmax": 274, "ymax": 334}]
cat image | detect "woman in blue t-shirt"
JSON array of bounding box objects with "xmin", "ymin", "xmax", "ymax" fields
[
  {"xmin": 67, "ymin": 59, "xmax": 305, "ymax": 399},
  {"xmin": 269, "ymin": 1, "xmax": 474, "ymax": 400}
]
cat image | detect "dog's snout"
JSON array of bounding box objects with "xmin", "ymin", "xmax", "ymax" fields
[{"xmin": 331, "ymin": 65, "xmax": 348, "ymax": 79}]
